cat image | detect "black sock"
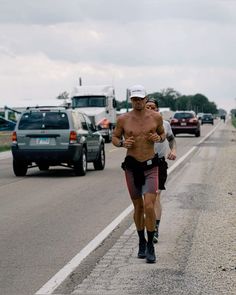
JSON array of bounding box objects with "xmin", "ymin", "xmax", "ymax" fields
[
  {"xmin": 156, "ymin": 220, "xmax": 160, "ymax": 228},
  {"xmin": 137, "ymin": 229, "xmax": 146, "ymax": 243},
  {"xmin": 147, "ymin": 230, "xmax": 155, "ymax": 245}
]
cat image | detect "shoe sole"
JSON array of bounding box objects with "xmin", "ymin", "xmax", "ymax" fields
[
  {"xmin": 153, "ymin": 237, "xmax": 158, "ymax": 244},
  {"xmin": 138, "ymin": 254, "xmax": 146, "ymax": 259},
  {"xmin": 146, "ymin": 258, "xmax": 156, "ymax": 263}
]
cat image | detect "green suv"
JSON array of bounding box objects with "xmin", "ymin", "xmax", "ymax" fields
[{"xmin": 11, "ymin": 106, "xmax": 105, "ymax": 176}]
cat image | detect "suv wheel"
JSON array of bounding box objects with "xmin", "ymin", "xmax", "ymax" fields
[
  {"xmin": 13, "ymin": 159, "xmax": 28, "ymax": 176},
  {"xmin": 74, "ymin": 147, "xmax": 87, "ymax": 176},
  {"xmin": 93, "ymin": 145, "xmax": 105, "ymax": 170}
]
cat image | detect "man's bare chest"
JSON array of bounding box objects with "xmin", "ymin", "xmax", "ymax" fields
[{"xmin": 124, "ymin": 117, "xmax": 157, "ymax": 137}]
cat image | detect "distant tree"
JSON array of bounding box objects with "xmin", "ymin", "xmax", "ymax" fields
[
  {"xmin": 160, "ymin": 87, "xmax": 181, "ymax": 99},
  {"xmin": 148, "ymin": 88, "xmax": 181, "ymax": 110},
  {"xmin": 230, "ymin": 108, "xmax": 236, "ymax": 117},
  {"xmin": 57, "ymin": 91, "xmax": 69, "ymax": 101},
  {"xmin": 117, "ymin": 88, "xmax": 219, "ymax": 114},
  {"xmin": 175, "ymin": 95, "xmax": 191, "ymax": 111},
  {"xmin": 174, "ymin": 93, "xmax": 217, "ymax": 114}
]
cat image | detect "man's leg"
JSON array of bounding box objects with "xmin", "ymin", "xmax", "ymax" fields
[
  {"xmin": 132, "ymin": 198, "xmax": 146, "ymax": 258},
  {"xmin": 153, "ymin": 191, "xmax": 162, "ymax": 243},
  {"xmin": 144, "ymin": 192, "xmax": 156, "ymax": 263},
  {"xmin": 132, "ymin": 198, "xmax": 145, "ymax": 230}
]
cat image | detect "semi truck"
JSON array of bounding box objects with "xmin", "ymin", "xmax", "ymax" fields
[{"xmin": 70, "ymin": 85, "xmax": 117, "ymax": 142}]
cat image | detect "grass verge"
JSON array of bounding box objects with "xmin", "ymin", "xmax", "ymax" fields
[
  {"xmin": 0, "ymin": 145, "xmax": 11, "ymax": 152},
  {"xmin": 0, "ymin": 131, "xmax": 11, "ymax": 152},
  {"xmin": 232, "ymin": 116, "xmax": 236, "ymax": 128}
]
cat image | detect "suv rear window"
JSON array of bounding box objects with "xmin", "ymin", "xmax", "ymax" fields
[
  {"xmin": 18, "ymin": 112, "xmax": 69, "ymax": 130},
  {"xmin": 174, "ymin": 112, "xmax": 194, "ymax": 119},
  {"xmin": 202, "ymin": 114, "xmax": 212, "ymax": 118}
]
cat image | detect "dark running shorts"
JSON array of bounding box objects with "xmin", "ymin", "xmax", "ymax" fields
[
  {"xmin": 158, "ymin": 157, "xmax": 168, "ymax": 190},
  {"xmin": 125, "ymin": 166, "xmax": 158, "ymax": 199}
]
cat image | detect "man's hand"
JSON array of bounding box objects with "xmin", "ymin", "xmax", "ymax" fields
[
  {"xmin": 167, "ymin": 150, "xmax": 176, "ymax": 160},
  {"xmin": 148, "ymin": 132, "xmax": 162, "ymax": 143},
  {"xmin": 124, "ymin": 136, "xmax": 135, "ymax": 149}
]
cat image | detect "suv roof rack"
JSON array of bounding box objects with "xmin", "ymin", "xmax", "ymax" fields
[{"xmin": 26, "ymin": 105, "xmax": 69, "ymax": 110}]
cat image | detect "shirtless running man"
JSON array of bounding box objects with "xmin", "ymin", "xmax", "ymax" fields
[{"xmin": 112, "ymin": 85, "xmax": 165, "ymax": 263}]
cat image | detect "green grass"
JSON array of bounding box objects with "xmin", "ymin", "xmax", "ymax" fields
[
  {"xmin": 0, "ymin": 145, "xmax": 11, "ymax": 152},
  {"xmin": 232, "ymin": 116, "xmax": 236, "ymax": 128},
  {"xmin": 0, "ymin": 131, "xmax": 11, "ymax": 152}
]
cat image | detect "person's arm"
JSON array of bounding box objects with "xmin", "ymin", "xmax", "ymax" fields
[
  {"xmin": 166, "ymin": 123, "xmax": 177, "ymax": 160},
  {"xmin": 112, "ymin": 116, "xmax": 124, "ymax": 147},
  {"xmin": 166, "ymin": 134, "xmax": 176, "ymax": 160},
  {"xmin": 156, "ymin": 115, "xmax": 166, "ymax": 142},
  {"xmin": 148, "ymin": 114, "xmax": 166, "ymax": 143}
]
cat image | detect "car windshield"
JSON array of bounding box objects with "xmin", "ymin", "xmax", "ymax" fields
[
  {"xmin": 18, "ymin": 112, "xmax": 69, "ymax": 130},
  {"xmin": 72, "ymin": 96, "xmax": 106, "ymax": 108},
  {"xmin": 174, "ymin": 112, "xmax": 194, "ymax": 119}
]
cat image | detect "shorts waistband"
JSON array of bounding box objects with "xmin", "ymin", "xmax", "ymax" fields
[{"xmin": 121, "ymin": 154, "xmax": 159, "ymax": 171}]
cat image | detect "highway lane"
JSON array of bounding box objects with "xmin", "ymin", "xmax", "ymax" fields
[{"xmin": 0, "ymin": 121, "xmax": 220, "ymax": 295}]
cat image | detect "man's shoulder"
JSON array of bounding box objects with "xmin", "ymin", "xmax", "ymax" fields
[
  {"xmin": 117, "ymin": 111, "xmax": 133, "ymax": 122},
  {"xmin": 148, "ymin": 110, "xmax": 162, "ymax": 120},
  {"xmin": 163, "ymin": 120, "xmax": 174, "ymax": 136}
]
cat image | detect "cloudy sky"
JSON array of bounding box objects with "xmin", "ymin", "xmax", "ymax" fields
[{"xmin": 0, "ymin": 0, "xmax": 235, "ymax": 112}]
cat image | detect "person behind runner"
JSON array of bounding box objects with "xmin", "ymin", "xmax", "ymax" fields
[
  {"xmin": 112, "ymin": 85, "xmax": 165, "ymax": 263},
  {"xmin": 146, "ymin": 98, "xmax": 177, "ymax": 243}
]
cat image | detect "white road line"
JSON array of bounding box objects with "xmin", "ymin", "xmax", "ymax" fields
[
  {"xmin": 35, "ymin": 205, "xmax": 133, "ymax": 295},
  {"xmin": 35, "ymin": 122, "xmax": 220, "ymax": 295}
]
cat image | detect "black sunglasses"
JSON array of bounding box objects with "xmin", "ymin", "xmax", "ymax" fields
[{"xmin": 131, "ymin": 97, "xmax": 146, "ymax": 101}]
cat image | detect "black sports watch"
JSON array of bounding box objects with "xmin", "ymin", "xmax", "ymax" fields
[{"xmin": 118, "ymin": 140, "xmax": 124, "ymax": 147}]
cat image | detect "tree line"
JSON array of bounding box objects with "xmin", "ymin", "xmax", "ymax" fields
[
  {"xmin": 117, "ymin": 87, "xmax": 219, "ymax": 114},
  {"xmin": 57, "ymin": 88, "xmax": 232, "ymax": 115}
]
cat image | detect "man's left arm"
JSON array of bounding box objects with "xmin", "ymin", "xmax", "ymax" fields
[
  {"xmin": 156, "ymin": 116, "xmax": 166, "ymax": 142},
  {"xmin": 166, "ymin": 123, "xmax": 177, "ymax": 160}
]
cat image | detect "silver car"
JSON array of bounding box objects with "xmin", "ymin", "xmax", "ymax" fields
[{"xmin": 11, "ymin": 106, "xmax": 105, "ymax": 176}]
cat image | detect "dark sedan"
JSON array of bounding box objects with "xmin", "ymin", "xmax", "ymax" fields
[{"xmin": 201, "ymin": 113, "xmax": 214, "ymax": 125}]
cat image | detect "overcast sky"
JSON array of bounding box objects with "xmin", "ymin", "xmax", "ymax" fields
[{"xmin": 0, "ymin": 0, "xmax": 235, "ymax": 112}]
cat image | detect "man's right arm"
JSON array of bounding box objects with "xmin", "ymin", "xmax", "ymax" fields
[{"xmin": 112, "ymin": 116, "xmax": 124, "ymax": 147}]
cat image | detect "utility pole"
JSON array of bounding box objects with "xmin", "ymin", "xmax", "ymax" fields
[{"xmin": 126, "ymin": 88, "xmax": 130, "ymax": 112}]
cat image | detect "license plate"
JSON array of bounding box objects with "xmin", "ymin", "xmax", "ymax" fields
[
  {"xmin": 36, "ymin": 137, "xmax": 50, "ymax": 144},
  {"xmin": 181, "ymin": 122, "xmax": 187, "ymax": 126}
]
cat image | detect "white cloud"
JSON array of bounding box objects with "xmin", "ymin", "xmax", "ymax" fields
[{"xmin": 0, "ymin": 0, "xmax": 236, "ymax": 112}]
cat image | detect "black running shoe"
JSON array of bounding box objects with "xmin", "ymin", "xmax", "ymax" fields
[
  {"xmin": 146, "ymin": 243, "xmax": 156, "ymax": 263},
  {"xmin": 138, "ymin": 240, "xmax": 147, "ymax": 259},
  {"xmin": 153, "ymin": 227, "xmax": 159, "ymax": 244}
]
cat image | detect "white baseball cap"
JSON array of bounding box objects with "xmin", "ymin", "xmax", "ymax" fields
[{"xmin": 129, "ymin": 85, "xmax": 146, "ymax": 99}]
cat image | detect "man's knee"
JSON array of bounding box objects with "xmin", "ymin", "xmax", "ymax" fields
[
  {"xmin": 144, "ymin": 196, "xmax": 155, "ymax": 215},
  {"xmin": 132, "ymin": 198, "xmax": 144, "ymax": 211}
]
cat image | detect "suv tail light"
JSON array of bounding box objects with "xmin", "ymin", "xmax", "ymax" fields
[
  {"xmin": 189, "ymin": 118, "xmax": 198, "ymax": 123},
  {"xmin": 12, "ymin": 131, "xmax": 17, "ymax": 144},
  {"xmin": 98, "ymin": 118, "xmax": 110, "ymax": 129},
  {"xmin": 69, "ymin": 131, "xmax": 77, "ymax": 144},
  {"xmin": 171, "ymin": 118, "xmax": 178, "ymax": 123}
]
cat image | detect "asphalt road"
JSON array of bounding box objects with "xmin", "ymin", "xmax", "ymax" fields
[
  {"xmin": 0, "ymin": 122, "xmax": 220, "ymax": 295},
  {"xmin": 65, "ymin": 119, "xmax": 235, "ymax": 295}
]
